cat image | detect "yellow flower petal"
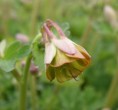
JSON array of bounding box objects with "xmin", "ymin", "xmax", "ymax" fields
[
  {"xmin": 55, "ymin": 66, "xmax": 71, "ymax": 83},
  {"xmin": 51, "ymin": 49, "xmax": 75, "ymax": 67},
  {"xmin": 66, "ymin": 50, "xmax": 85, "ymax": 59},
  {"xmin": 46, "ymin": 65, "xmax": 55, "ymax": 81},
  {"xmin": 70, "ymin": 61, "xmax": 85, "ymax": 71},
  {"xmin": 69, "ymin": 67, "xmax": 81, "ymax": 78},
  {"xmin": 74, "ymin": 44, "xmax": 91, "ymax": 60}
]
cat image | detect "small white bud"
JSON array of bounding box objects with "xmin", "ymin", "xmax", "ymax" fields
[
  {"xmin": 102, "ymin": 108, "xmax": 111, "ymax": 110},
  {"xmin": 104, "ymin": 5, "xmax": 118, "ymax": 27}
]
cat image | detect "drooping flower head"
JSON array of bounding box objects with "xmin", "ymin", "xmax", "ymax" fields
[{"xmin": 42, "ymin": 19, "xmax": 91, "ymax": 83}]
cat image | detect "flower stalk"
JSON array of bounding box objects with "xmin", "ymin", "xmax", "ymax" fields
[
  {"xmin": 104, "ymin": 31, "xmax": 118, "ymax": 108},
  {"xmin": 30, "ymin": 75, "xmax": 38, "ymax": 110},
  {"xmin": 12, "ymin": 69, "xmax": 21, "ymax": 82},
  {"xmin": 20, "ymin": 53, "xmax": 32, "ymax": 110}
]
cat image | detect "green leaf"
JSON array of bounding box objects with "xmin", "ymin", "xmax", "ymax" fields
[
  {"xmin": 0, "ymin": 59, "xmax": 16, "ymax": 72},
  {"xmin": 0, "ymin": 41, "xmax": 31, "ymax": 72},
  {"xmin": 16, "ymin": 45, "xmax": 31, "ymax": 59},
  {"xmin": 4, "ymin": 41, "xmax": 21, "ymax": 59},
  {"xmin": 4, "ymin": 41, "xmax": 31, "ymax": 60},
  {"xmin": 32, "ymin": 41, "xmax": 45, "ymax": 69},
  {"xmin": 61, "ymin": 22, "xmax": 70, "ymax": 36}
]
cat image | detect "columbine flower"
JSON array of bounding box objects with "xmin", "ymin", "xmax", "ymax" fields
[{"xmin": 42, "ymin": 19, "xmax": 91, "ymax": 83}]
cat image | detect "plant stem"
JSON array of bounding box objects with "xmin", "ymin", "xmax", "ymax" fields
[
  {"xmin": 88, "ymin": 33, "xmax": 99, "ymax": 52},
  {"xmin": 12, "ymin": 69, "xmax": 21, "ymax": 82},
  {"xmin": 80, "ymin": 17, "xmax": 92, "ymax": 46},
  {"xmin": 45, "ymin": 0, "xmax": 55, "ymax": 18},
  {"xmin": 104, "ymin": 71, "xmax": 118, "ymax": 108},
  {"xmin": 104, "ymin": 32, "xmax": 118, "ymax": 108},
  {"xmin": 30, "ymin": 75, "xmax": 38, "ymax": 110},
  {"xmin": 1, "ymin": 0, "xmax": 11, "ymax": 37},
  {"xmin": 20, "ymin": 53, "xmax": 32, "ymax": 110}
]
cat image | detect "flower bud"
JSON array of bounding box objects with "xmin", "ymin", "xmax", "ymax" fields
[
  {"xmin": 21, "ymin": 60, "xmax": 39, "ymax": 75},
  {"xmin": 102, "ymin": 108, "xmax": 111, "ymax": 110},
  {"xmin": 16, "ymin": 33, "xmax": 29, "ymax": 43},
  {"xmin": 21, "ymin": 60, "xmax": 26, "ymax": 68},
  {"xmin": 104, "ymin": 5, "xmax": 118, "ymax": 27},
  {"xmin": 30, "ymin": 63, "xmax": 39, "ymax": 75}
]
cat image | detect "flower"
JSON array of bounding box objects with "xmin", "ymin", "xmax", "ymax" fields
[
  {"xmin": 42, "ymin": 19, "xmax": 91, "ymax": 83},
  {"xmin": 30, "ymin": 62, "xmax": 39, "ymax": 75}
]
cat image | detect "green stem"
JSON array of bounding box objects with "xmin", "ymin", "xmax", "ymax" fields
[
  {"xmin": 104, "ymin": 31, "xmax": 118, "ymax": 108},
  {"xmin": 81, "ymin": 17, "xmax": 92, "ymax": 46},
  {"xmin": 12, "ymin": 69, "xmax": 21, "ymax": 82},
  {"xmin": 30, "ymin": 75, "xmax": 38, "ymax": 110},
  {"xmin": 20, "ymin": 53, "xmax": 32, "ymax": 110},
  {"xmin": 2, "ymin": 1, "xmax": 11, "ymax": 37},
  {"xmin": 88, "ymin": 33, "xmax": 99, "ymax": 53},
  {"xmin": 104, "ymin": 71, "xmax": 118, "ymax": 108},
  {"xmin": 46, "ymin": 0, "xmax": 55, "ymax": 18}
]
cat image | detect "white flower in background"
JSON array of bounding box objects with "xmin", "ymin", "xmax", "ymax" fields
[
  {"xmin": 104, "ymin": 5, "xmax": 118, "ymax": 28},
  {"xmin": 16, "ymin": 33, "xmax": 29, "ymax": 43},
  {"xmin": 0, "ymin": 40, "xmax": 6, "ymax": 58}
]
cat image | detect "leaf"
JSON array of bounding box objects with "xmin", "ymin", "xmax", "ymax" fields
[
  {"xmin": 0, "ymin": 41, "xmax": 31, "ymax": 72},
  {"xmin": 61, "ymin": 22, "xmax": 70, "ymax": 36},
  {"xmin": 4, "ymin": 41, "xmax": 31, "ymax": 60},
  {"xmin": 0, "ymin": 59, "xmax": 16, "ymax": 72},
  {"xmin": 16, "ymin": 45, "xmax": 31, "ymax": 59},
  {"xmin": 4, "ymin": 41, "xmax": 21, "ymax": 59},
  {"xmin": 32, "ymin": 41, "xmax": 45, "ymax": 69}
]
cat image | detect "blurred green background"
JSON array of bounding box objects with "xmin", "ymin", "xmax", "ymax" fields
[{"xmin": 0, "ymin": 0, "xmax": 118, "ymax": 110}]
